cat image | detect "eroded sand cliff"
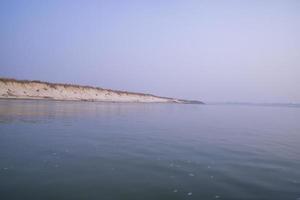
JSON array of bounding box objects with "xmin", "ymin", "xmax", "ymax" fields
[{"xmin": 0, "ymin": 78, "xmax": 203, "ymax": 104}]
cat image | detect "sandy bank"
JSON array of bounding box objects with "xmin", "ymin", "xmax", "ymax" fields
[{"xmin": 0, "ymin": 78, "xmax": 203, "ymax": 104}]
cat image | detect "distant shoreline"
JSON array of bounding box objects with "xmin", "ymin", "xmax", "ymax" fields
[
  {"xmin": 206, "ymin": 102, "xmax": 300, "ymax": 108},
  {"xmin": 0, "ymin": 78, "xmax": 203, "ymax": 104}
]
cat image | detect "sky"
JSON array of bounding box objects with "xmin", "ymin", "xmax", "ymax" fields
[{"xmin": 0, "ymin": 0, "xmax": 299, "ymax": 103}]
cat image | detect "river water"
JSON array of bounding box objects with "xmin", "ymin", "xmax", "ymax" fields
[{"xmin": 0, "ymin": 100, "xmax": 299, "ymax": 200}]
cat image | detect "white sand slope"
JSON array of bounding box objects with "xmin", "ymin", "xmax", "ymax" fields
[{"xmin": 0, "ymin": 78, "xmax": 203, "ymax": 104}]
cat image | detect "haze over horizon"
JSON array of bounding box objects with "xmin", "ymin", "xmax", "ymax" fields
[{"xmin": 1, "ymin": 0, "xmax": 299, "ymax": 103}]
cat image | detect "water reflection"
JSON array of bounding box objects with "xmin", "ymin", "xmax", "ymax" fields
[{"xmin": 0, "ymin": 99, "xmax": 186, "ymax": 123}]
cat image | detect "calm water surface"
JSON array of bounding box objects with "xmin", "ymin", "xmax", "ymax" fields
[{"xmin": 0, "ymin": 100, "xmax": 299, "ymax": 200}]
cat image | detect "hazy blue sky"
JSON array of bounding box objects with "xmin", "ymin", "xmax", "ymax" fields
[{"xmin": 1, "ymin": 0, "xmax": 299, "ymax": 103}]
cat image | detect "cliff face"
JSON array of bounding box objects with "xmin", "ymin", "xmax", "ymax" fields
[{"xmin": 0, "ymin": 78, "xmax": 202, "ymax": 103}]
